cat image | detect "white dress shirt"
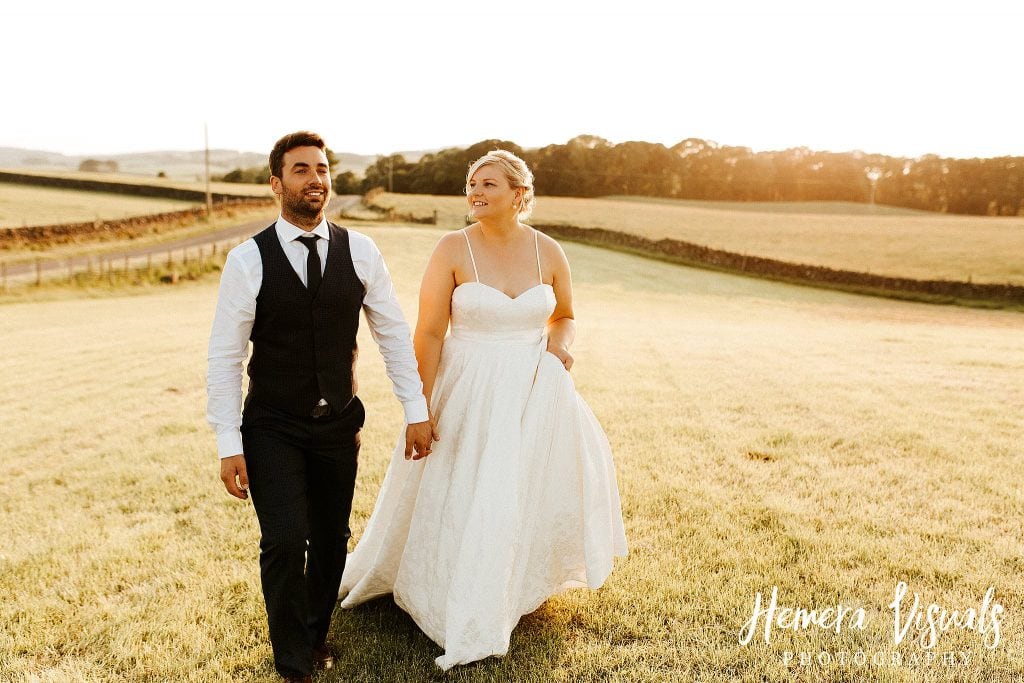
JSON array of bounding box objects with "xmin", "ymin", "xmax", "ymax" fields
[{"xmin": 206, "ymin": 216, "xmax": 428, "ymax": 458}]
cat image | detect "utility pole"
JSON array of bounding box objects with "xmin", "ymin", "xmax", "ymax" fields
[
  {"xmin": 204, "ymin": 123, "xmax": 213, "ymax": 216},
  {"xmin": 866, "ymin": 168, "xmax": 881, "ymax": 209}
]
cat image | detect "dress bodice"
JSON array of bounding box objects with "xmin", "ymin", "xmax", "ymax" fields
[{"xmin": 449, "ymin": 282, "xmax": 555, "ymax": 345}]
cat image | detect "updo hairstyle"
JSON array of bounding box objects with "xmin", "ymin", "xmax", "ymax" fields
[{"xmin": 465, "ymin": 150, "xmax": 535, "ymax": 221}]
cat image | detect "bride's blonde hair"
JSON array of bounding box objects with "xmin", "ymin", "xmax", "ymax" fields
[{"xmin": 465, "ymin": 150, "xmax": 536, "ymax": 221}]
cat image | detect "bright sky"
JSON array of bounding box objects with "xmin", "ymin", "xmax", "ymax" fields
[{"xmin": 2, "ymin": 0, "xmax": 1020, "ymax": 160}]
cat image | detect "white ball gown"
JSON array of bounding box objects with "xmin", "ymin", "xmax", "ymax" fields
[{"xmin": 339, "ymin": 229, "xmax": 627, "ymax": 670}]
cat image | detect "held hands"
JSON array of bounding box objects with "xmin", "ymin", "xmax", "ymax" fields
[
  {"xmin": 220, "ymin": 454, "xmax": 249, "ymax": 500},
  {"xmin": 546, "ymin": 342, "xmax": 574, "ymax": 371},
  {"xmin": 405, "ymin": 419, "xmax": 440, "ymax": 461}
]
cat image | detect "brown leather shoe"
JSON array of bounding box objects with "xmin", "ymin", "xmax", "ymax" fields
[{"xmin": 312, "ymin": 643, "xmax": 335, "ymax": 671}]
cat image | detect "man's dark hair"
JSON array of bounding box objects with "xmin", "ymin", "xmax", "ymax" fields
[{"xmin": 269, "ymin": 131, "xmax": 327, "ymax": 179}]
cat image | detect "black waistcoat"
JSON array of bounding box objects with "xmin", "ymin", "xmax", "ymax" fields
[{"xmin": 244, "ymin": 222, "xmax": 365, "ymax": 418}]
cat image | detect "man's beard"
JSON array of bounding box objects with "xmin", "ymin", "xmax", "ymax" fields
[{"xmin": 282, "ymin": 186, "xmax": 328, "ymax": 220}]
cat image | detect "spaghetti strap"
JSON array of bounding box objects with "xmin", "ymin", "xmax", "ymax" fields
[
  {"xmin": 533, "ymin": 229, "xmax": 542, "ymax": 285},
  {"xmin": 462, "ymin": 228, "xmax": 480, "ymax": 282}
]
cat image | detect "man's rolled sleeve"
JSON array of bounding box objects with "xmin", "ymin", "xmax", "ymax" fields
[{"xmin": 206, "ymin": 247, "xmax": 258, "ymax": 458}]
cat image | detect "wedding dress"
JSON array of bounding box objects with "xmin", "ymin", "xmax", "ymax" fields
[{"xmin": 339, "ymin": 228, "xmax": 627, "ymax": 670}]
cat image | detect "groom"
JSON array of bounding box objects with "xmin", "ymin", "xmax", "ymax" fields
[{"xmin": 207, "ymin": 131, "xmax": 434, "ymax": 682}]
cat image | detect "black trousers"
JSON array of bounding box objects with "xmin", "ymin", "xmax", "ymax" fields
[{"xmin": 241, "ymin": 397, "xmax": 364, "ymax": 678}]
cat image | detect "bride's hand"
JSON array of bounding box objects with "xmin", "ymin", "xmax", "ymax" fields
[
  {"xmin": 405, "ymin": 420, "xmax": 438, "ymax": 461},
  {"xmin": 546, "ymin": 343, "xmax": 574, "ymax": 371}
]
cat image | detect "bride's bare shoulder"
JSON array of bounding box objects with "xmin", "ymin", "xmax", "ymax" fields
[
  {"xmin": 428, "ymin": 228, "xmax": 471, "ymax": 264},
  {"xmin": 535, "ymin": 230, "xmax": 569, "ymax": 265}
]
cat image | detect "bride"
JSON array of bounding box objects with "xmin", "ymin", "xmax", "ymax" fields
[{"xmin": 339, "ymin": 149, "xmax": 627, "ymax": 670}]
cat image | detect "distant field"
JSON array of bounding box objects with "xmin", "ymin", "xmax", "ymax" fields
[
  {"xmin": 603, "ymin": 195, "xmax": 930, "ymax": 216},
  {"xmin": 1, "ymin": 226, "xmax": 1021, "ymax": 681},
  {"xmin": 370, "ymin": 193, "xmax": 1024, "ymax": 285},
  {"xmin": 0, "ymin": 168, "xmax": 271, "ymax": 198},
  {"xmin": 0, "ymin": 183, "xmax": 198, "ymax": 228}
]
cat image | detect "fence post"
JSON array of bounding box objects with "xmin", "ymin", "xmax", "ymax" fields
[
  {"xmin": 35, "ymin": 258, "xmax": 42, "ymax": 286},
  {"xmin": 433, "ymin": 209, "xmax": 438, "ymax": 225},
  {"xmin": 147, "ymin": 252, "xmax": 152, "ymax": 274}
]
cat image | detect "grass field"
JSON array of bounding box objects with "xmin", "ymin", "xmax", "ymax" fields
[
  {"xmin": 0, "ymin": 184, "xmax": 203, "ymax": 229},
  {"xmin": 0, "ymin": 205, "xmax": 277, "ymax": 266},
  {"xmin": 602, "ymin": 196, "xmax": 931, "ymax": 216},
  {"xmin": 1, "ymin": 226, "xmax": 1022, "ymax": 682},
  {"xmin": 370, "ymin": 193, "xmax": 1024, "ymax": 285},
  {"xmin": 1, "ymin": 169, "xmax": 272, "ymax": 199}
]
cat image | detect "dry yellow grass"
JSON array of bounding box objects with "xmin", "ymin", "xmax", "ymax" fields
[
  {"xmin": 372, "ymin": 193, "xmax": 1024, "ymax": 285},
  {"xmin": 1, "ymin": 226, "xmax": 1022, "ymax": 681},
  {"xmin": 603, "ymin": 196, "xmax": 930, "ymax": 216},
  {"xmin": 0, "ymin": 205, "xmax": 277, "ymax": 266},
  {"xmin": 1, "ymin": 168, "xmax": 271, "ymax": 198},
  {"xmin": 0, "ymin": 184, "xmax": 201, "ymax": 229}
]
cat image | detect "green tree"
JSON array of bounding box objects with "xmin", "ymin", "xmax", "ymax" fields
[
  {"xmin": 333, "ymin": 171, "xmax": 360, "ymax": 194},
  {"xmin": 346, "ymin": 136, "xmax": 1024, "ymax": 216},
  {"xmin": 325, "ymin": 148, "xmax": 340, "ymax": 170},
  {"xmin": 79, "ymin": 159, "xmax": 118, "ymax": 173},
  {"xmin": 407, "ymin": 140, "xmax": 526, "ymax": 195},
  {"xmin": 219, "ymin": 165, "xmax": 270, "ymax": 184},
  {"xmin": 361, "ymin": 155, "xmax": 412, "ymax": 193}
]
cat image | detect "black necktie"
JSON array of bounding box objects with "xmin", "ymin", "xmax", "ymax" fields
[{"xmin": 297, "ymin": 234, "xmax": 322, "ymax": 294}]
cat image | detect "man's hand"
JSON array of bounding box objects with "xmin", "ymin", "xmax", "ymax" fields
[
  {"xmin": 220, "ymin": 454, "xmax": 249, "ymax": 499},
  {"xmin": 405, "ymin": 419, "xmax": 440, "ymax": 461}
]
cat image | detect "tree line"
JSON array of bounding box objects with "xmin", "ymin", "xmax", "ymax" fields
[
  {"xmin": 218, "ymin": 148, "xmax": 362, "ymax": 195},
  {"xmin": 222, "ymin": 136, "xmax": 1024, "ymax": 216},
  {"xmin": 79, "ymin": 159, "xmax": 119, "ymax": 173}
]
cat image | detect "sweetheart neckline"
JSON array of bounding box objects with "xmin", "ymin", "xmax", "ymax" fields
[{"xmin": 453, "ymin": 281, "xmax": 552, "ymax": 301}]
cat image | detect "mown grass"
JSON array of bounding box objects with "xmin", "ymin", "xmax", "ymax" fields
[
  {"xmin": 1, "ymin": 225, "xmax": 1022, "ymax": 682},
  {"xmin": 369, "ymin": 193, "xmax": 1024, "ymax": 285},
  {"xmin": 0, "ymin": 184, "xmax": 200, "ymax": 229},
  {"xmin": 602, "ymin": 196, "xmax": 930, "ymax": 216},
  {"xmin": 0, "ymin": 204, "xmax": 276, "ymax": 264},
  {"xmin": 0, "ymin": 257, "xmax": 226, "ymax": 305},
  {"xmin": 0, "ymin": 169, "xmax": 272, "ymax": 198}
]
